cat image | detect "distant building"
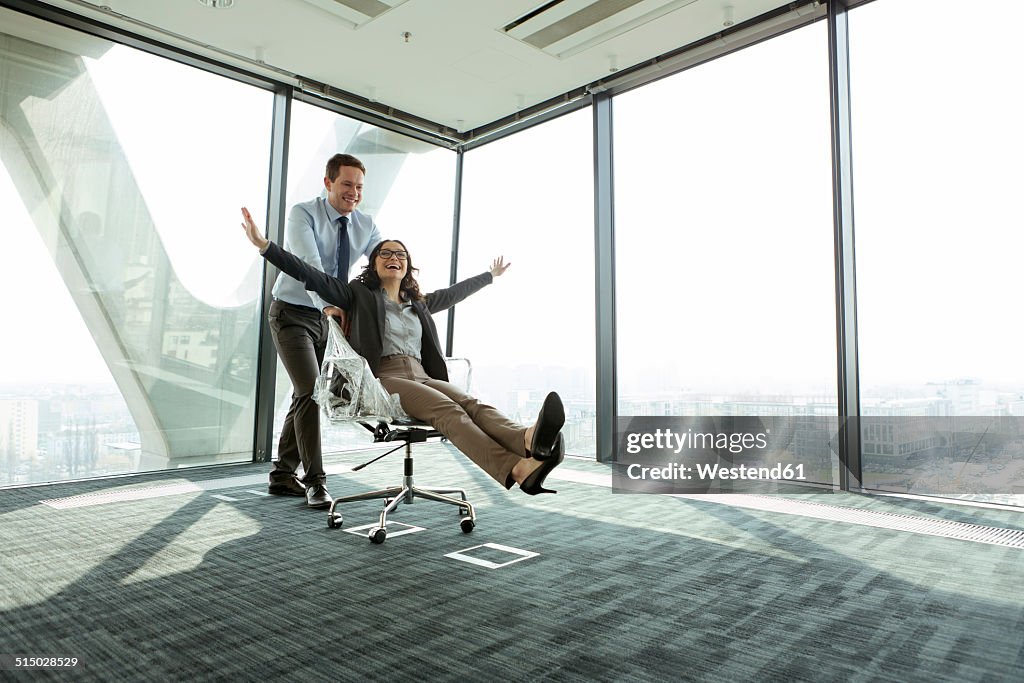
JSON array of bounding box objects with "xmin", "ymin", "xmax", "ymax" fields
[{"xmin": 0, "ymin": 398, "xmax": 40, "ymax": 467}]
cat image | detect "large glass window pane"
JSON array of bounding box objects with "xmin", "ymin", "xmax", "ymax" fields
[
  {"xmin": 0, "ymin": 9, "xmax": 273, "ymax": 485},
  {"xmin": 850, "ymin": 1, "xmax": 1024, "ymax": 506},
  {"xmin": 458, "ymin": 109, "xmax": 596, "ymax": 457},
  {"xmin": 614, "ymin": 23, "xmax": 837, "ymax": 485},
  {"xmin": 274, "ymin": 101, "xmax": 456, "ymax": 455}
]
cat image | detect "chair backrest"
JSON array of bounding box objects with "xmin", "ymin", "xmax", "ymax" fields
[
  {"xmin": 313, "ymin": 318, "xmax": 406, "ymax": 423},
  {"xmin": 313, "ymin": 319, "xmax": 473, "ymax": 424},
  {"xmin": 443, "ymin": 357, "xmax": 472, "ymax": 394}
]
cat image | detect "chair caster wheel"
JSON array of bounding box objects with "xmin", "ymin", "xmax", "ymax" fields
[
  {"xmin": 460, "ymin": 519, "xmax": 475, "ymax": 534},
  {"xmin": 369, "ymin": 527, "xmax": 387, "ymax": 544},
  {"xmin": 327, "ymin": 513, "xmax": 343, "ymax": 529}
]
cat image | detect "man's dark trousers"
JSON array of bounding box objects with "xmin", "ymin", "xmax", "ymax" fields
[{"xmin": 269, "ymin": 299, "xmax": 328, "ymax": 484}]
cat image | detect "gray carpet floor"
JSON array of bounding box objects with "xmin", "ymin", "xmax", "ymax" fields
[{"xmin": 1, "ymin": 443, "xmax": 1022, "ymax": 682}]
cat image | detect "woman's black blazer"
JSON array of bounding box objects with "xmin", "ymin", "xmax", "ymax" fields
[{"xmin": 263, "ymin": 241, "xmax": 492, "ymax": 381}]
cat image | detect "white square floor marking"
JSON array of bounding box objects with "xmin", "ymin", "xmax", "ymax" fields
[
  {"xmin": 343, "ymin": 521, "xmax": 425, "ymax": 538},
  {"xmin": 445, "ymin": 542, "xmax": 539, "ymax": 569}
]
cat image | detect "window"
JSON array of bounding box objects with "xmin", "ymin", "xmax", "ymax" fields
[
  {"xmin": 850, "ymin": 0, "xmax": 1024, "ymax": 506},
  {"xmin": 0, "ymin": 9, "xmax": 273, "ymax": 483},
  {"xmin": 273, "ymin": 101, "xmax": 457, "ymax": 455},
  {"xmin": 613, "ymin": 22, "xmax": 837, "ymax": 483},
  {"xmin": 458, "ymin": 109, "xmax": 596, "ymax": 457}
]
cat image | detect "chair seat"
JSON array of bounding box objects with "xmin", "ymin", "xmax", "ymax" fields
[{"xmin": 360, "ymin": 419, "xmax": 443, "ymax": 443}]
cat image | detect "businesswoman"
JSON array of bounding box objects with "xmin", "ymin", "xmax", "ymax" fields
[{"xmin": 241, "ymin": 208, "xmax": 564, "ymax": 495}]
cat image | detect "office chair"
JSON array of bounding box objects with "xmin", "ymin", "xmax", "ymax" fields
[{"xmin": 314, "ymin": 319, "xmax": 476, "ymax": 544}]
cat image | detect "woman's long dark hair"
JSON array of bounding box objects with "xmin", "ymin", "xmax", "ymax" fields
[{"xmin": 356, "ymin": 239, "xmax": 425, "ymax": 301}]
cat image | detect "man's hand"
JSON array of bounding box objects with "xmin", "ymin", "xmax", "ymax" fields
[
  {"xmin": 240, "ymin": 207, "xmax": 270, "ymax": 251},
  {"xmin": 490, "ymin": 256, "xmax": 511, "ymax": 278},
  {"xmin": 323, "ymin": 306, "xmax": 351, "ymax": 336}
]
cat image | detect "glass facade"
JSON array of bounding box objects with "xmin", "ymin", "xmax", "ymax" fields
[
  {"xmin": 614, "ymin": 22, "xmax": 839, "ymax": 485},
  {"xmin": 1, "ymin": 0, "xmax": 1020, "ymax": 508},
  {"xmin": 272, "ymin": 101, "xmax": 457, "ymax": 457},
  {"xmin": 849, "ymin": 0, "xmax": 1024, "ymax": 504},
  {"xmin": 1, "ymin": 9, "xmax": 272, "ymax": 484},
  {"xmin": 458, "ymin": 109, "xmax": 596, "ymax": 457}
]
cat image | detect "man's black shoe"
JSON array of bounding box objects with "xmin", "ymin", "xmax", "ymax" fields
[
  {"xmin": 306, "ymin": 482, "xmax": 333, "ymax": 509},
  {"xmin": 268, "ymin": 478, "xmax": 306, "ymax": 497}
]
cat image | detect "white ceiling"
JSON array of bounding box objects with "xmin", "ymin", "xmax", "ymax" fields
[{"xmin": 34, "ymin": 0, "xmax": 793, "ymax": 132}]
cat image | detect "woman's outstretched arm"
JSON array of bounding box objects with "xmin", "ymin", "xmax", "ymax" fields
[
  {"xmin": 425, "ymin": 256, "xmax": 511, "ymax": 314},
  {"xmin": 240, "ymin": 207, "xmax": 354, "ymax": 310}
]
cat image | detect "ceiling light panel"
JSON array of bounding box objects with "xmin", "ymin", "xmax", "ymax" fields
[
  {"xmin": 503, "ymin": 0, "xmax": 700, "ymax": 59},
  {"xmin": 299, "ymin": 0, "xmax": 408, "ymax": 29}
]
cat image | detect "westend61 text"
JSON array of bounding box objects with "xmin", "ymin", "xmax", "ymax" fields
[
  {"xmin": 626, "ymin": 462, "xmax": 806, "ymax": 482},
  {"xmin": 624, "ymin": 427, "xmax": 769, "ymax": 454}
]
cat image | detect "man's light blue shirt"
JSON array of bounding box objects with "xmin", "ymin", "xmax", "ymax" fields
[{"xmin": 271, "ymin": 196, "xmax": 383, "ymax": 311}]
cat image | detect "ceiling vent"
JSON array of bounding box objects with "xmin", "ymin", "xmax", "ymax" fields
[
  {"xmin": 300, "ymin": 0, "xmax": 408, "ymax": 29},
  {"xmin": 503, "ymin": 0, "xmax": 699, "ymax": 59}
]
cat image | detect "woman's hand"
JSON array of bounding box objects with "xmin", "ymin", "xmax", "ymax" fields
[
  {"xmin": 240, "ymin": 207, "xmax": 270, "ymax": 252},
  {"xmin": 490, "ymin": 256, "xmax": 511, "ymax": 278}
]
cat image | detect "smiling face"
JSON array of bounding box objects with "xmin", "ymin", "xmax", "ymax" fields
[
  {"xmin": 374, "ymin": 240, "xmax": 409, "ymax": 283},
  {"xmin": 324, "ymin": 165, "xmax": 364, "ymax": 215}
]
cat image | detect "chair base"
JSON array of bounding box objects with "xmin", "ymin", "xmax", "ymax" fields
[{"xmin": 327, "ymin": 442, "xmax": 476, "ymax": 544}]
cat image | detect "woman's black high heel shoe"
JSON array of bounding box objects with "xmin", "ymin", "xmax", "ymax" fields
[
  {"xmin": 528, "ymin": 392, "xmax": 564, "ymax": 461},
  {"xmin": 520, "ymin": 434, "xmax": 564, "ymax": 495}
]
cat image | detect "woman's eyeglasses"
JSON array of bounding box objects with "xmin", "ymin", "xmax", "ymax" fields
[{"xmin": 378, "ymin": 249, "xmax": 408, "ymax": 260}]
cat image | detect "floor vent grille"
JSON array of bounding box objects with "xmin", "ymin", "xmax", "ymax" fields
[
  {"xmin": 40, "ymin": 483, "xmax": 205, "ymax": 509},
  {"xmin": 680, "ymin": 494, "xmax": 1024, "ymax": 549}
]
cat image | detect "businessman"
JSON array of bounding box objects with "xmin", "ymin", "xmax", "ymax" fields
[{"xmin": 267, "ymin": 153, "xmax": 382, "ymax": 508}]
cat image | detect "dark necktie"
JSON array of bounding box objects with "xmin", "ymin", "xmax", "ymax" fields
[{"xmin": 335, "ymin": 215, "xmax": 350, "ymax": 278}]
